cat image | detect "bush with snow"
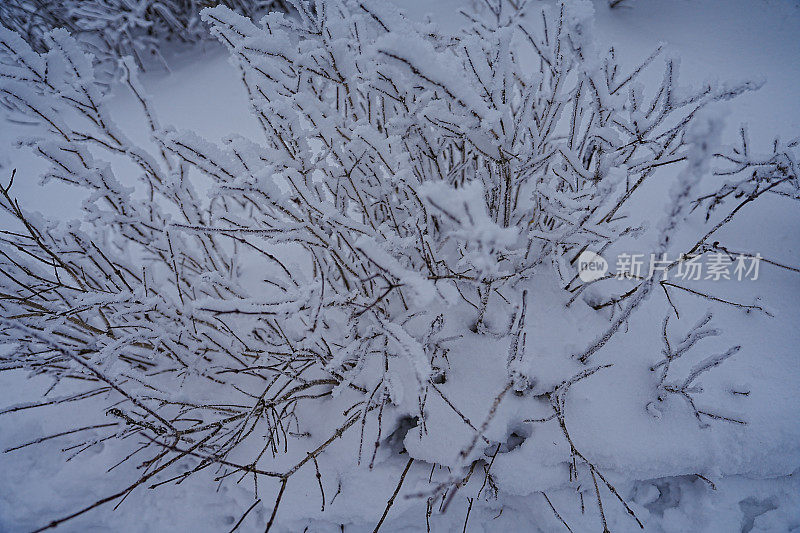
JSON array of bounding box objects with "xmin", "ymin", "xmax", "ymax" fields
[
  {"xmin": 0, "ymin": 0, "xmax": 798, "ymax": 530},
  {"xmin": 0, "ymin": 0, "xmax": 287, "ymax": 71}
]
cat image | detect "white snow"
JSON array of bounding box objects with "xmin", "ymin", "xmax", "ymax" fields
[{"xmin": 1, "ymin": 1, "xmax": 799, "ymax": 532}]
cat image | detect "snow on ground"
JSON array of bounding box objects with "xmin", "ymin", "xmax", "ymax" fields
[{"xmin": 1, "ymin": 1, "xmax": 799, "ymax": 532}]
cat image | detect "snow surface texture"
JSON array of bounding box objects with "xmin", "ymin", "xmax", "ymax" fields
[{"xmin": 0, "ymin": 0, "xmax": 799, "ymax": 532}]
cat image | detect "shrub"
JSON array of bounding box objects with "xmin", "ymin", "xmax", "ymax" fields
[
  {"xmin": 0, "ymin": 0, "xmax": 797, "ymax": 530},
  {"xmin": 0, "ymin": 0, "xmax": 287, "ymax": 70}
]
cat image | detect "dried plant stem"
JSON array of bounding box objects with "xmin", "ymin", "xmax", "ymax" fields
[{"xmin": 373, "ymin": 457, "xmax": 414, "ymax": 533}]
